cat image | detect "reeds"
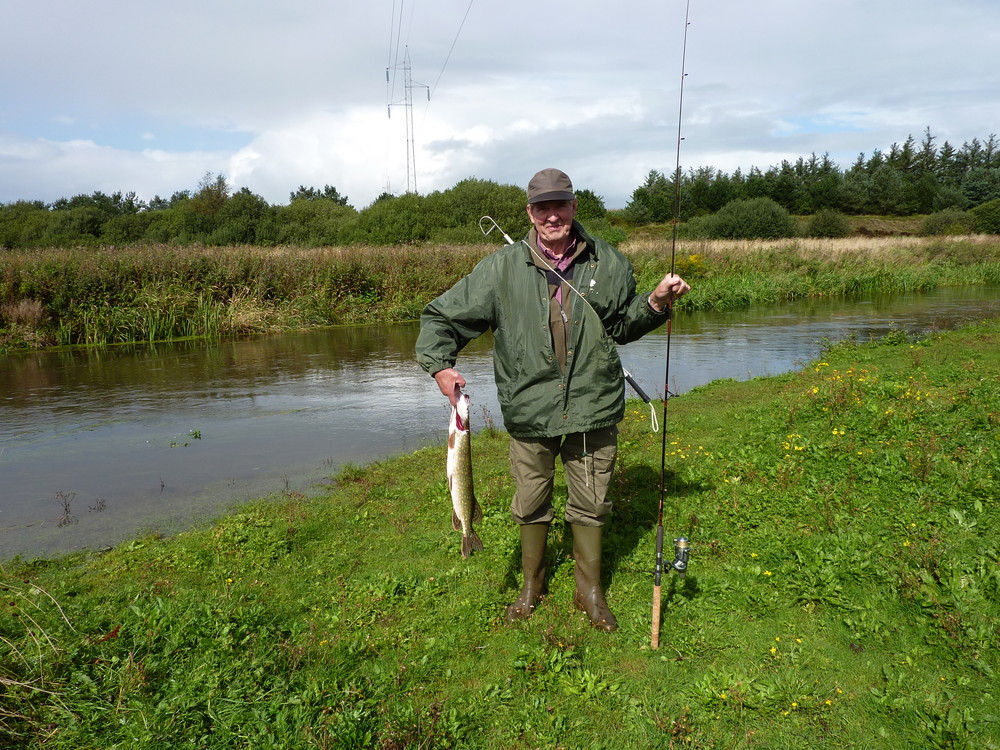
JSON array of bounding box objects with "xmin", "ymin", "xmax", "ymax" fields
[
  {"xmin": 2, "ymin": 236, "xmax": 998, "ymax": 350},
  {"xmin": 623, "ymin": 235, "xmax": 1000, "ymax": 311}
]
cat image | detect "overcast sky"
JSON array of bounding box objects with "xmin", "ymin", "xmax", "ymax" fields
[{"xmin": 3, "ymin": 0, "xmax": 998, "ymax": 210}]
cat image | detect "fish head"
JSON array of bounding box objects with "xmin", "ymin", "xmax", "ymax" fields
[{"xmin": 454, "ymin": 392, "xmax": 471, "ymax": 433}]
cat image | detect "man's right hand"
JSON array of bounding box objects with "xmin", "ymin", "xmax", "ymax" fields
[{"xmin": 433, "ymin": 368, "xmax": 467, "ymax": 406}]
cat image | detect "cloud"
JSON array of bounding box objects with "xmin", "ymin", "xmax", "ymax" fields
[
  {"xmin": 0, "ymin": 133, "xmax": 230, "ymax": 203},
  {"xmin": 3, "ymin": 0, "xmax": 1000, "ymax": 210}
]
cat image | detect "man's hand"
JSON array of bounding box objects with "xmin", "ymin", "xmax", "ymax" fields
[
  {"xmin": 649, "ymin": 273, "xmax": 691, "ymax": 312},
  {"xmin": 433, "ymin": 368, "xmax": 467, "ymax": 406}
]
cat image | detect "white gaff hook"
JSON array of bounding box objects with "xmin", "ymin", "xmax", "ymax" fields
[{"xmin": 479, "ymin": 216, "xmax": 514, "ymax": 245}]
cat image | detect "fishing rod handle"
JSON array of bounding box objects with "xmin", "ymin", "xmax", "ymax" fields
[
  {"xmin": 651, "ymin": 585, "xmax": 662, "ymax": 650},
  {"xmin": 623, "ymin": 369, "xmax": 652, "ymax": 404}
]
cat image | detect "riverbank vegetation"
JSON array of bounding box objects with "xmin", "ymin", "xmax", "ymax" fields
[
  {"xmin": 3, "ymin": 319, "xmax": 998, "ymax": 748},
  {"xmin": 2, "ymin": 235, "xmax": 1000, "ymax": 352}
]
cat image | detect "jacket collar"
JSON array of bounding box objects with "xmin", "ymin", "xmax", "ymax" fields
[{"xmin": 522, "ymin": 220, "xmax": 595, "ymax": 264}]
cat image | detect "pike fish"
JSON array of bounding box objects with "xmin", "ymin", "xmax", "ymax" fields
[{"xmin": 447, "ymin": 392, "xmax": 484, "ymax": 558}]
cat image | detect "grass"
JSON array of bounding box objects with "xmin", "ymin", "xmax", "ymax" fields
[
  {"xmin": 2, "ymin": 318, "xmax": 998, "ymax": 748},
  {"xmin": 1, "ymin": 235, "xmax": 999, "ymax": 351},
  {"xmin": 627, "ymin": 235, "xmax": 1000, "ymax": 311}
]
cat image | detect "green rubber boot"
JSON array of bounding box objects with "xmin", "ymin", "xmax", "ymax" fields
[
  {"xmin": 571, "ymin": 524, "xmax": 618, "ymax": 632},
  {"xmin": 505, "ymin": 524, "xmax": 549, "ymax": 623}
]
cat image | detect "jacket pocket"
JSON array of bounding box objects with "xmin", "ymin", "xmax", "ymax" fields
[
  {"xmin": 596, "ymin": 332, "xmax": 622, "ymax": 381},
  {"xmin": 493, "ymin": 326, "xmax": 523, "ymax": 405}
]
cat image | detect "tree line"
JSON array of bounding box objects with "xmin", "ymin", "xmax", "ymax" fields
[
  {"xmin": 1, "ymin": 129, "xmax": 998, "ymax": 250},
  {"xmin": 0, "ymin": 173, "xmax": 619, "ymax": 250},
  {"xmin": 627, "ymin": 129, "xmax": 1000, "ymax": 223}
]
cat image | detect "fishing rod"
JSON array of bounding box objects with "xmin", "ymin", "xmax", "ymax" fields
[{"xmin": 651, "ymin": 0, "xmax": 693, "ymax": 652}]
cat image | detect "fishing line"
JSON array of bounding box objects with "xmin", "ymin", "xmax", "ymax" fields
[{"xmin": 652, "ymin": 0, "xmax": 692, "ymax": 652}]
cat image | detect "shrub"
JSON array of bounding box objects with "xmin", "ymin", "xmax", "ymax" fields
[
  {"xmin": 921, "ymin": 208, "xmax": 977, "ymax": 236},
  {"xmin": 676, "ymin": 215, "xmax": 713, "ymax": 240},
  {"xmin": 102, "ymin": 212, "xmax": 155, "ymax": 244},
  {"xmin": 806, "ymin": 209, "xmax": 851, "ymax": 238},
  {"xmin": 582, "ymin": 218, "xmax": 627, "ymax": 247},
  {"xmin": 143, "ymin": 208, "xmax": 187, "ymax": 244},
  {"xmin": 706, "ymin": 197, "xmax": 797, "ymax": 240},
  {"xmin": 1, "ymin": 298, "xmax": 48, "ymax": 327},
  {"xmin": 932, "ymin": 185, "xmax": 970, "ymax": 211},
  {"xmin": 971, "ymin": 197, "xmax": 1000, "ymax": 234},
  {"xmin": 423, "ymin": 178, "xmax": 526, "ymax": 240},
  {"xmin": 624, "ymin": 170, "xmax": 674, "ymax": 224},
  {"xmin": 575, "ymin": 188, "xmax": 607, "ymax": 222},
  {"xmin": 276, "ymin": 199, "xmax": 358, "ymax": 246},
  {"xmin": 208, "ymin": 190, "xmax": 278, "ymax": 245}
]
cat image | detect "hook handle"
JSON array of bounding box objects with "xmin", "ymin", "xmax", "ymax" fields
[{"xmin": 479, "ymin": 216, "xmax": 514, "ymax": 245}]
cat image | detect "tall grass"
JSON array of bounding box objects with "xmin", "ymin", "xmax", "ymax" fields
[
  {"xmin": 626, "ymin": 235, "xmax": 1000, "ymax": 310},
  {"xmin": 2, "ymin": 236, "xmax": 999, "ymax": 351}
]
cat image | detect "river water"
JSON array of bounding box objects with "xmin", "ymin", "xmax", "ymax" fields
[{"xmin": 2, "ymin": 286, "xmax": 998, "ymax": 560}]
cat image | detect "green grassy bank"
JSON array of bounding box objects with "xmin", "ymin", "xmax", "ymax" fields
[
  {"xmin": 2, "ymin": 235, "xmax": 999, "ymax": 351},
  {"xmin": 3, "ymin": 319, "xmax": 998, "ymax": 748}
]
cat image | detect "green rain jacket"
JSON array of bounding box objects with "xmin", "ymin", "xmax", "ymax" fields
[{"xmin": 416, "ymin": 222, "xmax": 669, "ymax": 438}]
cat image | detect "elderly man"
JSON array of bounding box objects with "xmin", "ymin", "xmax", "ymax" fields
[{"xmin": 416, "ymin": 168, "xmax": 690, "ymax": 632}]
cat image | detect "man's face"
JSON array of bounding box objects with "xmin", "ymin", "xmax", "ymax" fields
[{"xmin": 526, "ymin": 199, "xmax": 577, "ymax": 247}]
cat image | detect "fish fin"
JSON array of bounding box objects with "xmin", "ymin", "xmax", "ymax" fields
[
  {"xmin": 471, "ymin": 496, "xmax": 484, "ymax": 524},
  {"xmin": 452, "ymin": 509, "xmax": 462, "ymax": 532},
  {"xmin": 462, "ymin": 530, "xmax": 484, "ymax": 558}
]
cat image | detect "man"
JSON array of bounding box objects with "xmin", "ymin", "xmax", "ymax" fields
[{"xmin": 416, "ymin": 168, "xmax": 690, "ymax": 632}]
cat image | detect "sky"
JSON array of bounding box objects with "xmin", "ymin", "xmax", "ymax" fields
[{"xmin": 2, "ymin": 0, "xmax": 999, "ymax": 210}]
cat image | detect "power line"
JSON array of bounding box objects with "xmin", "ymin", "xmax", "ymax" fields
[
  {"xmin": 385, "ymin": 0, "xmax": 475, "ymax": 194},
  {"xmin": 430, "ymin": 0, "xmax": 475, "ymax": 98},
  {"xmin": 387, "ymin": 48, "xmax": 429, "ymax": 194}
]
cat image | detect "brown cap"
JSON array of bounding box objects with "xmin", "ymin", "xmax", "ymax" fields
[{"xmin": 527, "ymin": 168, "xmax": 575, "ymax": 204}]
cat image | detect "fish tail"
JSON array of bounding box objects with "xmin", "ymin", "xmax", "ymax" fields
[{"xmin": 462, "ymin": 530, "xmax": 484, "ymax": 558}]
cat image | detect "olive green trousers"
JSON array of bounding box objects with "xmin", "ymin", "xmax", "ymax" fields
[{"xmin": 508, "ymin": 425, "xmax": 618, "ymax": 527}]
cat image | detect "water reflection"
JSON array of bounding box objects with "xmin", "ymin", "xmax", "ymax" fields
[{"xmin": 1, "ymin": 285, "xmax": 997, "ymax": 559}]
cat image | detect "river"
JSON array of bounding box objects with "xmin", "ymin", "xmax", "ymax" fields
[{"xmin": 2, "ymin": 285, "xmax": 997, "ymax": 559}]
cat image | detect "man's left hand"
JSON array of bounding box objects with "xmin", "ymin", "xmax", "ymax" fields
[{"xmin": 649, "ymin": 273, "xmax": 691, "ymax": 311}]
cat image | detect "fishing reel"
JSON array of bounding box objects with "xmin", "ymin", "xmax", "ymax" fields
[
  {"xmin": 670, "ymin": 536, "xmax": 690, "ymax": 579},
  {"xmin": 654, "ymin": 533, "xmax": 691, "ymax": 584}
]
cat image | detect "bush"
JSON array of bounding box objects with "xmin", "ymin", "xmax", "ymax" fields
[
  {"xmin": 102, "ymin": 213, "xmax": 155, "ymax": 244},
  {"xmin": 806, "ymin": 209, "xmax": 851, "ymax": 238},
  {"xmin": 932, "ymin": 185, "xmax": 970, "ymax": 211},
  {"xmin": 143, "ymin": 208, "xmax": 187, "ymax": 244},
  {"xmin": 706, "ymin": 197, "xmax": 797, "ymax": 240},
  {"xmin": 581, "ymin": 218, "xmax": 627, "ymax": 247},
  {"xmin": 575, "ymin": 188, "xmax": 607, "ymax": 222},
  {"xmin": 208, "ymin": 190, "xmax": 278, "ymax": 245},
  {"xmin": 921, "ymin": 208, "xmax": 977, "ymax": 236},
  {"xmin": 677, "ymin": 215, "xmax": 714, "ymax": 240},
  {"xmin": 350, "ymin": 193, "xmax": 431, "ymax": 245},
  {"xmin": 276, "ymin": 199, "xmax": 358, "ymax": 246},
  {"xmin": 971, "ymin": 197, "xmax": 1000, "ymax": 234},
  {"xmin": 624, "ymin": 170, "xmax": 674, "ymax": 224},
  {"xmin": 423, "ymin": 178, "xmax": 526, "ymax": 240}
]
